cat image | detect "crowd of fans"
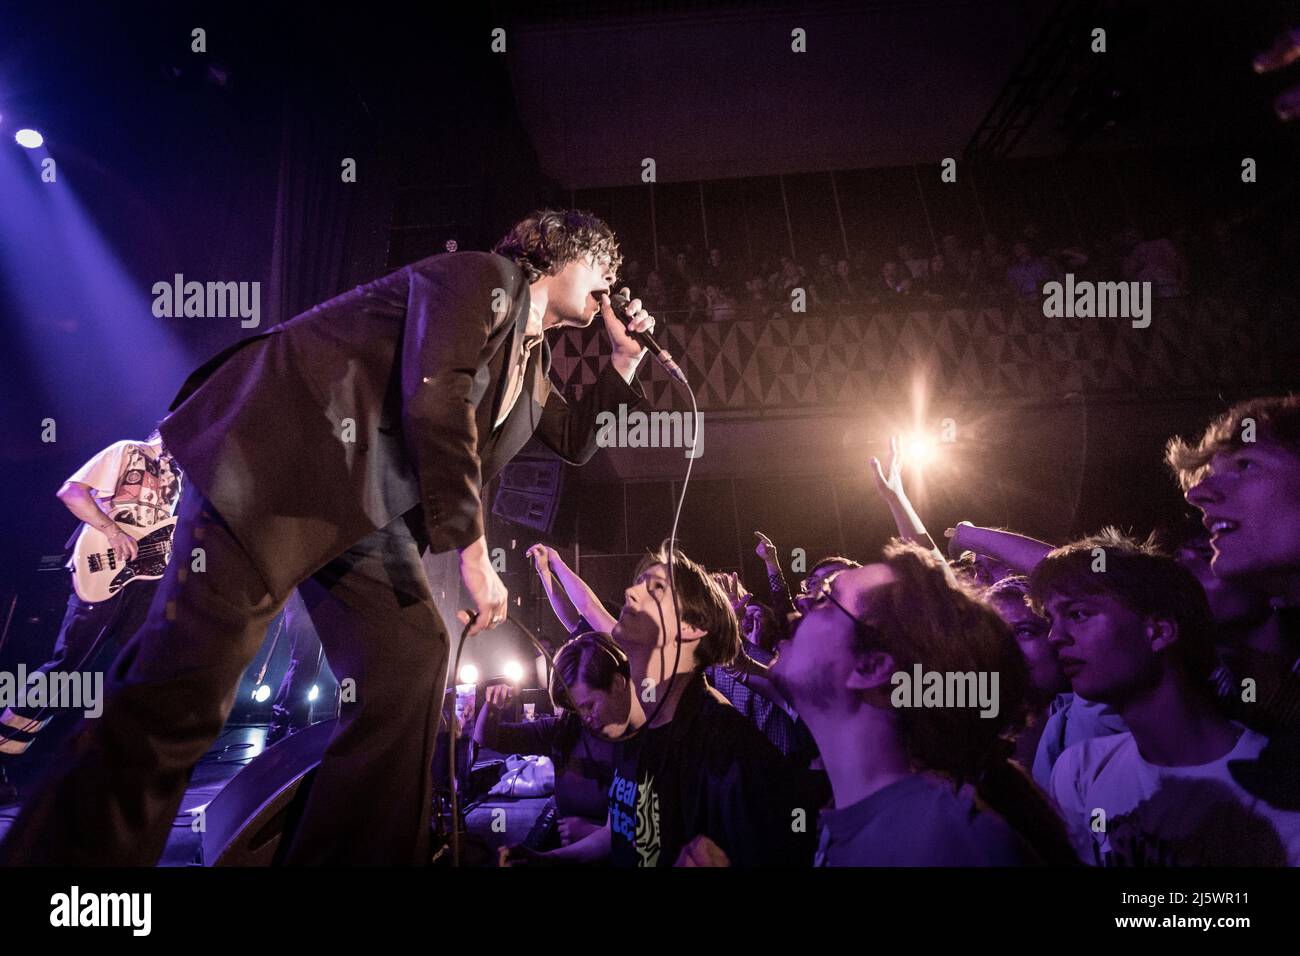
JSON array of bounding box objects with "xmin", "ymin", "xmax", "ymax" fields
[
  {"xmin": 618, "ymin": 216, "xmax": 1283, "ymax": 323},
  {"xmin": 474, "ymin": 394, "xmax": 1300, "ymax": 866}
]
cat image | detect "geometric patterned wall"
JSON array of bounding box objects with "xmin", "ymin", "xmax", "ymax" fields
[{"xmin": 549, "ymin": 297, "xmax": 1296, "ymax": 411}]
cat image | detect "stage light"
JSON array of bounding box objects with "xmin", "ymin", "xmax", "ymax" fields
[
  {"xmin": 458, "ymin": 663, "xmax": 480, "ymax": 685},
  {"xmin": 905, "ymin": 433, "xmax": 937, "ymax": 465},
  {"xmin": 252, "ymin": 683, "xmax": 272, "ymax": 703},
  {"xmin": 503, "ymin": 660, "xmax": 525, "ymax": 684},
  {"xmin": 14, "ymin": 129, "xmax": 43, "ymax": 149},
  {"xmin": 308, "ymin": 684, "xmax": 320, "ymax": 702}
]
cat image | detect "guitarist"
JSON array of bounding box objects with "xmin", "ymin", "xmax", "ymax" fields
[
  {"xmin": 0, "ymin": 210, "xmax": 654, "ymax": 865},
  {"xmin": 0, "ymin": 429, "xmax": 182, "ymax": 797}
]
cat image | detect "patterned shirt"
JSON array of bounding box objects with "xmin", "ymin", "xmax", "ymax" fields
[
  {"xmin": 708, "ymin": 644, "xmax": 812, "ymax": 761},
  {"xmin": 65, "ymin": 439, "xmax": 183, "ymax": 539}
]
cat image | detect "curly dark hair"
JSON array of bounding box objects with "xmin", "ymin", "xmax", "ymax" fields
[
  {"xmin": 492, "ymin": 208, "xmax": 623, "ymax": 284},
  {"xmin": 859, "ymin": 540, "xmax": 1030, "ymax": 773},
  {"xmin": 862, "ymin": 541, "xmax": 1077, "ymax": 865}
]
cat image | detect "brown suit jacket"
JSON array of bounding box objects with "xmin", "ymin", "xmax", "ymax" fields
[{"xmin": 160, "ymin": 251, "xmax": 643, "ymax": 598}]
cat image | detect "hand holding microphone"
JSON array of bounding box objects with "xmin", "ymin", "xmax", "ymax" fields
[{"xmin": 600, "ymin": 287, "xmax": 688, "ymax": 384}]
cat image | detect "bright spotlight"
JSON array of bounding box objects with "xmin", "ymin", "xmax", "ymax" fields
[
  {"xmin": 458, "ymin": 664, "xmax": 479, "ymax": 685},
  {"xmin": 904, "ymin": 433, "xmax": 937, "ymax": 465},
  {"xmin": 252, "ymin": 683, "xmax": 272, "ymax": 703},
  {"xmin": 503, "ymin": 660, "xmax": 525, "ymax": 684},
  {"xmin": 15, "ymin": 129, "xmax": 44, "ymax": 149},
  {"xmin": 308, "ymin": 684, "xmax": 320, "ymax": 702}
]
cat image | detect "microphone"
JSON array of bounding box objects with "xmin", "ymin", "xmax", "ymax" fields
[{"xmin": 608, "ymin": 291, "xmax": 688, "ymax": 384}]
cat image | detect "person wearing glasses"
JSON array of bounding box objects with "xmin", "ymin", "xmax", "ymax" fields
[
  {"xmin": 703, "ymin": 549, "xmax": 867, "ymax": 733},
  {"xmin": 770, "ymin": 540, "xmax": 1078, "ymax": 866},
  {"xmin": 791, "ymin": 557, "xmax": 862, "ymax": 615}
]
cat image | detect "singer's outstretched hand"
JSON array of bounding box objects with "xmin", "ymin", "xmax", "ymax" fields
[{"xmin": 600, "ymin": 287, "xmax": 656, "ymax": 374}]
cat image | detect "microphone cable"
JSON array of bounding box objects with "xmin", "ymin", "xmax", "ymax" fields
[
  {"xmin": 448, "ymin": 291, "xmax": 700, "ymax": 863},
  {"xmin": 516, "ymin": 290, "xmax": 700, "ymax": 746}
]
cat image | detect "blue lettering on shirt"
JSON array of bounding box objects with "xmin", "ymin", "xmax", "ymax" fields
[{"xmin": 609, "ymin": 770, "xmax": 638, "ymax": 843}]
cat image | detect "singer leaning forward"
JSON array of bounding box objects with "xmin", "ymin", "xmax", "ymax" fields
[{"xmin": 0, "ymin": 209, "xmax": 659, "ymax": 867}]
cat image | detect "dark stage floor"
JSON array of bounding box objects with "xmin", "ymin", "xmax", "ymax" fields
[{"xmin": 0, "ymin": 723, "xmax": 547, "ymax": 865}]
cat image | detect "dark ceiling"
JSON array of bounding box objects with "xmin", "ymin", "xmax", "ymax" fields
[
  {"xmin": 4, "ymin": 1, "xmax": 1296, "ymax": 195},
  {"xmin": 490, "ymin": 0, "xmax": 1300, "ymax": 187}
]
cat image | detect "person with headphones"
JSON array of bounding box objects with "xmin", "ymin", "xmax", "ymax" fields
[
  {"xmin": 511, "ymin": 542, "xmax": 817, "ymax": 867},
  {"xmin": 475, "ymin": 632, "xmax": 644, "ymax": 848}
]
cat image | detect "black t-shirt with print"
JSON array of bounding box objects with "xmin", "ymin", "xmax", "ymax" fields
[{"xmin": 607, "ymin": 671, "xmax": 816, "ymax": 867}]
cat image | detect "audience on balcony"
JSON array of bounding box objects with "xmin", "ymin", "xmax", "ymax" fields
[{"xmin": 626, "ymin": 211, "xmax": 1286, "ymax": 324}]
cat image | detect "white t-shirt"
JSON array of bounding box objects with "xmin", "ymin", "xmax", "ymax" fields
[
  {"xmin": 1031, "ymin": 692, "xmax": 1127, "ymax": 790},
  {"xmin": 66, "ymin": 440, "xmax": 183, "ymax": 535},
  {"xmin": 1050, "ymin": 725, "xmax": 1300, "ymax": 866}
]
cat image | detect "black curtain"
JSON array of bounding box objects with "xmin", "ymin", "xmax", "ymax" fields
[{"xmin": 267, "ymin": 74, "xmax": 371, "ymax": 324}]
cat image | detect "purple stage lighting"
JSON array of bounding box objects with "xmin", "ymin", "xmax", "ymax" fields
[{"xmin": 15, "ymin": 128, "xmax": 43, "ymax": 148}]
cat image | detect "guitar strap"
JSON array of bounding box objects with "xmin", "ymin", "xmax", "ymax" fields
[
  {"xmin": 64, "ymin": 509, "xmax": 112, "ymax": 554},
  {"xmin": 63, "ymin": 523, "xmax": 87, "ymax": 552}
]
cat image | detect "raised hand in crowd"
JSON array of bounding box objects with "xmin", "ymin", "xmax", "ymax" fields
[
  {"xmin": 869, "ymin": 435, "xmax": 944, "ymax": 559},
  {"xmin": 712, "ymin": 570, "xmax": 752, "ymax": 615}
]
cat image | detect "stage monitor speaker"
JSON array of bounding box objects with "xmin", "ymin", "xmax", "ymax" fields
[
  {"xmin": 200, "ymin": 719, "xmax": 335, "ymax": 866},
  {"xmin": 492, "ymin": 458, "xmax": 566, "ymax": 534}
]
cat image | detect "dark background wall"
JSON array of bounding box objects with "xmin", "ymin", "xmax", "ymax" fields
[
  {"xmin": 0, "ymin": 3, "xmax": 560, "ymax": 681},
  {"xmin": 2, "ymin": 0, "xmax": 1299, "ymax": 694}
]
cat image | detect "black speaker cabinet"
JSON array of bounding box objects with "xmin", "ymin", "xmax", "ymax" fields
[
  {"xmin": 492, "ymin": 457, "xmax": 566, "ymax": 535},
  {"xmin": 199, "ymin": 719, "xmax": 336, "ymax": 866}
]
